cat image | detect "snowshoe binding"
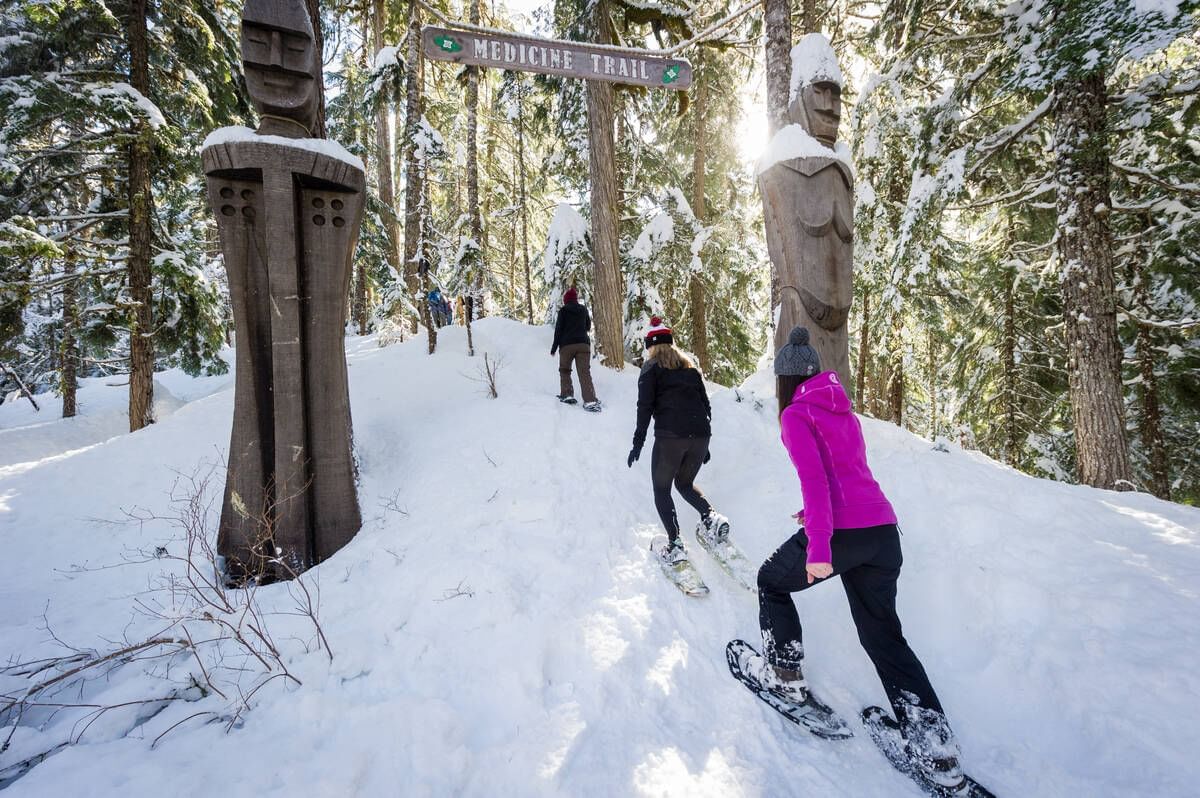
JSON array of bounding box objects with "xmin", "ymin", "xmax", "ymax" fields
[
  {"xmin": 861, "ymin": 706, "xmax": 995, "ymax": 797},
  {"xmin": 726, "ymin": 640, "xmax": 851, "ymax": 740}
]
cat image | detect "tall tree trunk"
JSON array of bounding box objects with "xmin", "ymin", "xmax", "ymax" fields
[
  {"xmin": 516, "ymin": 78, "xmax": 534, "ymax": 324},
  {"xmin": 1001, "ymin": 258, "xmax": 1019, "ymax": 466},
  {"xmin": 886, "ymin": 318, "xmax": 903, "ymax": 425},
  {"xmin": 60, "ymin": 252, "xmax": 79, "ymax": 418},
  {"xmin": 586, "ymin": 0, "xmax": 624, "ymax": 368},
  {"xmin": 801, "ymin": 0, "xmax": 819, "ymax": 32},
  {"xmin": 1053, "ymin": 69, "xmax": 1133, "ymax": 490},
  {"xmin": 764, "ymin": 0, "xmax": 792, "ymax": 314},
  {"xmin": 372, "ymin": 0, "xmax": 398, "ymax": 299},
  {"xmin": 764, "ymin": 0, "xmax": 793, "ymax": 135},
  {"xmin": 127, "ymin": 0, "xmax": 154, "ymax": 432},
  {"xmin": 927, "ymin": 328, "xmax": 937, "ymax": 439},
  {"xmin": 688, "ymin": 72, "xmax": 710, "ymax": 374},
  {"xmin": 305, "ymin": 0, "xmax": 326, "ymax": 138},
  {"xmin": 402, "ymin": 0, "xmax": 433, "ymax": 352},
  {"xmin": 1132, "ymin": 215, "xmax": 1170, "ymax": 499},
  {"xmin": 354, "ymin": 9, "xmax": 371, "ymax": 334},
  {"xmin": 463, "ymin": 0, "xmax": 481, "ymax": 352},
  {"xmin": 855, "ymin": 292, "xmax": 869, "ymax": 410}
]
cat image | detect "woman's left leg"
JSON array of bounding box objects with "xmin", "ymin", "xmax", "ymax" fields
[
  {"xmin": 837, "ymin": 525, "xmax": 944, "ymax": 720},
  {"xmin": 672, "ymin": 437, "xmax": 713, "ymax": 520}
]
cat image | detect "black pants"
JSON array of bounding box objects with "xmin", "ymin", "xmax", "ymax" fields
[
  {"xmin": 757, "ymin": 523, "xmax": 944, "ymax": 722},
  {"xmin": 650, "ymin": 436, "xmax": 712, "ymax": 541}
]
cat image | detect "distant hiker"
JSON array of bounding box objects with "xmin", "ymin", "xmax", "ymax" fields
[
  {"xmin": 428, "ymin": 289, "xmax": 446, "ymax": 327},
  {"xmin": 627, "ymin": 317, "xmax": 729, "ymax": 565},
  {"xmin": 550, "ymin": 287, "xmax": 600, "ymax": 412},
  {"xmin": 741, "ymin": 326, "xmax": 966, "ymax": 789}
]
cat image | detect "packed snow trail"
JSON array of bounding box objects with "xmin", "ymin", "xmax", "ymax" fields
[{"xmin": 1, "ymin": 319, "xmax": 1198, "ymax": 796}]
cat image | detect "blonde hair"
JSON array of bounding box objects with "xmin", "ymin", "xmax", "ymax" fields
[{"xmin": 647, "ymin": 343, "xmax": 693, "ymax": 371}]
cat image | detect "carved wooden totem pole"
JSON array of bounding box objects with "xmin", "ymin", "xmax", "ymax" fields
[
  {"xmin": 759, "ymin": 36, "xmax": 853, "ymax": 386},
  {"xmin": 203, "ymin": 0, "xmax": 363, "ymax": 580}
]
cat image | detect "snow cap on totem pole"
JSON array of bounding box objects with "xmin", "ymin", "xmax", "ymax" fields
[
  {"xmin": 787, "ymin": 33, "xmax": 843, "ymax": 147},
  {"xmin": 241, "ymin": 0, "xmax": 321, "ymax": 138}
]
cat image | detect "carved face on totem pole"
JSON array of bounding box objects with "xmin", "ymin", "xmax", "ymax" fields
[
  {"xmin": 241, "ymin": 0, "xmax": 320, "ymax": 137},
  {"xmin": 788, "ymin": 80, "xmax": 842, "ymax": 147}
]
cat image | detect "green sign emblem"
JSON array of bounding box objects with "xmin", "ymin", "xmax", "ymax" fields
[
  {"xmin": 662, "ymin": 65, "xmax": 680, "ymax": 84},
  {"xmin": 434, "ymin": 35, "xmax": 462, "ymax": 53}
]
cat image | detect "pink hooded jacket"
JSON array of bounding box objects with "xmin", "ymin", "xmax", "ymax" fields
[{"xmin": 780, "ymin": 371, "xmax": 897, "ymax": 564}]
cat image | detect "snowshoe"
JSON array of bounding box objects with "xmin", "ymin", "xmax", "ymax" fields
[
  {"xmin": 861, "ymin": 706, "xmax": 995, "ymax": 797},
  {"xmin": 582, "ymin": 400, "xmax": 602, "ymax": 413},
  {"xmin": 650, "ymin": 535, "xmax": 708, "ymax": 597},
  {"xmin": 726, "ymin": 640, "xmax": 851, "ymax": 739},
  {"xmin": 557, "ymin": 395, "xmax": 578, "ymax": 405},
  {"xmin": 695, "ymin": 515, "xmax": 756, "ymax": 592}
]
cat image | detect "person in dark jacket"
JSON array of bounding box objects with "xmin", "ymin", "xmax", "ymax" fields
[
  {"xmin": 627, "ymin": 317, "xmax": 729, "ymax": 564},
  {"xmin": 550, "ymin": 287, "xmax": 600, "ymax": 411}
]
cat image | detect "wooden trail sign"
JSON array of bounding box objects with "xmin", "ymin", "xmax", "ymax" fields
[{"xmin": 422, "ymin": 25, "xmax": 692, "ymax": 90}]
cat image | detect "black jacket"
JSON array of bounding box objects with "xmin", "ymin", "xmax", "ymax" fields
[
  {"xmin": 551, "ymin": 303, "xmax": 591, "ymax": 354},
  {"xmin": 632, "ymin": 361, "xmax": 712, "ymax": 448}
]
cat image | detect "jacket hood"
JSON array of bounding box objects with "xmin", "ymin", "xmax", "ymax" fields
[{"xmin": 788, "ymin": 371, "xmax": 852, "ymax": 415}]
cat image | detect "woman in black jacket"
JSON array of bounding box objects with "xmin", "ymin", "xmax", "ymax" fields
[{"xmin": 627, "ymin": 318, "xmax": 729, "ymax": 564}]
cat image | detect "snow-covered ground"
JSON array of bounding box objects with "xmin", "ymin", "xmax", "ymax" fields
[{"xmin": 2, "ymin": 318, "xmax": 1198, "ymax": 796}]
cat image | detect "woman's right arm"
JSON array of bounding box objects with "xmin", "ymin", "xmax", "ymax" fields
[
  {"xmin": 551, "ymin": 310, "xmax": 563, "ymax": 354},
  {"xmin": 632, "ymin": 366, "xmax": 655, "ymax": 451}
]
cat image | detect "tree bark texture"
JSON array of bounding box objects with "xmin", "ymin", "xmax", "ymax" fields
[
  {"xmin": 127, "ymin": 0, "xmax": 154, "ymax": 432},
  {"xmin": 927, "ymin": 328, "xmax": 937, "ymax": 439},
  {"xmin": 1132, "ymin": 218, "xmax": 1170, "ymax": 499},
  {"xmin": 1053, "ymin": 69, "xmax": 1134, "ymax": 490},
  {"xmin": 305, "ymin": 0, "xmax": 327, "ymax": 138},
  {"xmin": 855, "ymin": 291, "xmax": 869, "ymax": 410},
  {"xmin": 354, "ymin": 9, "xmax": 371, "ymax": 334},
  {"xmin": 60, "ymin": 253, "xmax": 78, "ymax": 418},
  {"xmin": 764, "ymin": 0, "xmax": 792, "ymax": 315},
  {"xmin": 402, "ymin": 0, "xmax": 428, "ymax": 345},
  {"xmin": 586, "ymin": 0, "xmax": 624, "ymax": 368},
  {"xmin": 764, "ymin": 0, "xmax": 793, "ymax": 136},
  {"xmin": 688, "ymin": 74, "xmax": 710, "ymax": 373},
  {"xmin": 372, "ymin": 0, "xmax": 398, "ymax": 304},
  {"xmin": 802, "ymin": 0, "xmax": 819, "ymax": 33},
  {"xmin": 517, "ymin": 79, "xmax": 533, "ymax": 323},
  {"xmin": 1002, "ymin": 262, "xmax": 1019, "ymax": 466},
  {"xmin": 465, "ymin": 0, "xmax": 482, "ymax": 342},
  {"xmin": 886, "ymin": 318, "xmax": 903, "ymax": 425}
]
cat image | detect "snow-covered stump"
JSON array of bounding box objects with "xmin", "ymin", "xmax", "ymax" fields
[{"xmin": 758, "ymin": 34, "xmax": 854, "ymax": 387}]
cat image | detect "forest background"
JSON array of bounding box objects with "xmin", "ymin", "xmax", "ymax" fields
[{"xmin": 1, "ymin": 0, "xmax": 1197, "ymax": 502}]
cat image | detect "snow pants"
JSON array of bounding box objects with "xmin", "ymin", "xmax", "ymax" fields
[
  {"xmin": 757, "ymin": 523, "xmax": 945, "ymax": 723},
  {"xmin": 651, "ymin": 436, "xmax": 712, "ymax": 542},
  {"xmin": 558, "ymin": 343, "xmax": 597, "ymax": 404}
]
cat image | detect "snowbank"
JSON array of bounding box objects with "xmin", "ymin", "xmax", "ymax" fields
[{"xmin": 1, "ymin": 320, "xmax": 1198, "ymax": 796}]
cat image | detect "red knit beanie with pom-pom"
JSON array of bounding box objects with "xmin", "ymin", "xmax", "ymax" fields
[{"xmin": 644, "ymin": 316, "xmax": 673, "ymax": 349}]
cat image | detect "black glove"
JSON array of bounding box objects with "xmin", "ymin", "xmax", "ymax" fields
[
  {"xmin": 627, "ymin": 446, "xmax": 641, "ymax": 468},
  {"xmin": 703, "ymin": 449, "xmax": 711, "ymax": 464}
]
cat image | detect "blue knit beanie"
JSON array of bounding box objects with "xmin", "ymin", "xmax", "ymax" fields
[{"xmin": 774, "ymin": 327, "xmax": 821, "ymax": 377}]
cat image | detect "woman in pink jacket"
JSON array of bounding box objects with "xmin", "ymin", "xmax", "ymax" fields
[{"xmin": 745, "ymin": 326, "xmax": 963, "ymax": 789}]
